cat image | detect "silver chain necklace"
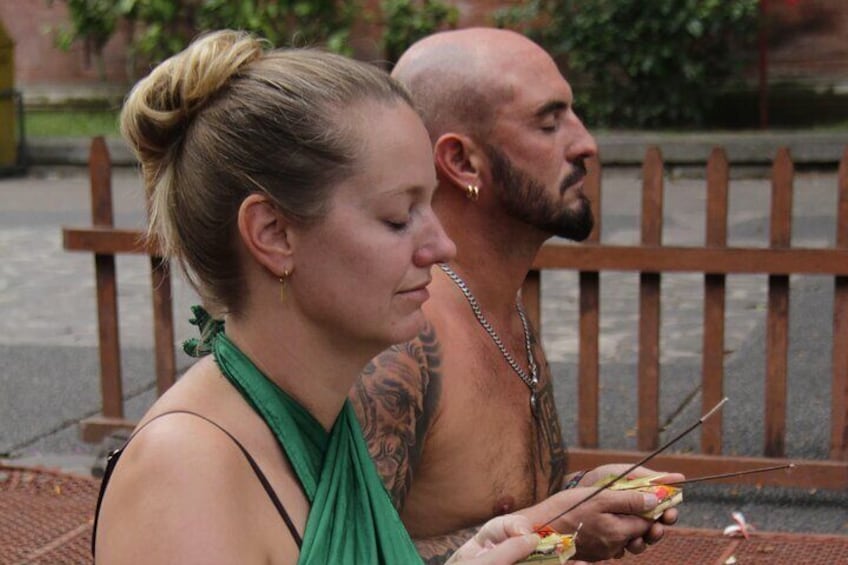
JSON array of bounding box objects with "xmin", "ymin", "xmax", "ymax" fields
[{"xmin": 438, "ymin": 263, "xmax": 540, "ymax": 417}]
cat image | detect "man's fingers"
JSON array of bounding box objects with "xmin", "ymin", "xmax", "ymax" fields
[
  {"xmin": 601, "ymin": 489, "xmax": 659, "ymax": 516},
  {"xmin": 644, "ymin": 522, "xmax": 666, "ymax": 545},
  {"xmin": 626, "ymin": 536, "xmax": 647, "ymax": 554},
  {"xmin": 659, "ymin": 507, "xmax": 679, "ymax": 526}
]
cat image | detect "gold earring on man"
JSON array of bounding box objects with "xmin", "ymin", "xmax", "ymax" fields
[
  {"xmin": 465, "ymin": 184, "xmax": 479, "ymax": 201},
  {"xmin": 279, "ymin": 268, "xmax": 291, "ymax": 303}
]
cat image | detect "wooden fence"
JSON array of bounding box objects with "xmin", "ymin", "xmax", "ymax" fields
[
  {"xmin": 522, "ymin": 145, "xmax": 848, "ymax": 491},
  {"xmin": 62, "ymin": 137, "xmax": 175, "ymax": 443},
  {"xmin": 64, "ymin": 137, "xmax": 848, "ymax": 490}
]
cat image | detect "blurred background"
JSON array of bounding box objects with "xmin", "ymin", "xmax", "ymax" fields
[{"xmin": 0, "ymin": 0, "xmax": 846, "ymax": 158}]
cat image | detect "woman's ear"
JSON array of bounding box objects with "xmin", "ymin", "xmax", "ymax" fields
[
  {"xmin": 237, "ymin": 193, "xmax": 293, "ymax": 277},
  {"xmin": 433, "ymin": 133, "xmax": 484, "ymax": 195}
]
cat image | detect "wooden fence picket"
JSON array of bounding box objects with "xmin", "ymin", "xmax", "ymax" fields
[
  {"xmin": 638, "ymin": 147, "xmax": 664, "ymax": 451},
  {"xmin": 578, "ymin": 155, "xmax": 602, "ymax": 448},
  {"xmin": 88, "ymin": 138, "xmax": 123, "ymax": 422},
  {"xmin": 765, "ymin": 148, "xmax": 793, "ymax": 458},
  {"xmin": 833, "ymin": 148, "xmax": 848, "ymax": 461},
  {"xmin": 701, "ymin": 147, "xmax": 729, "ymax": 455}
]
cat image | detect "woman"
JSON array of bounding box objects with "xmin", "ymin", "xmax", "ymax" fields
[{"xmin": 92, "ymin": 30, "xmax": 539, "ymax": 563}]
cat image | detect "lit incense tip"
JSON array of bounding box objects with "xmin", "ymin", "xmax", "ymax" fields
[{"xmin": 700, "ymin": 397, "xmax": 728, "ymax": 423}]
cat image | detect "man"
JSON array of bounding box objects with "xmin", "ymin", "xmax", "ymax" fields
[{"xmin": 350, "ymin": 28, "xmax": 681, "ymax": 563}]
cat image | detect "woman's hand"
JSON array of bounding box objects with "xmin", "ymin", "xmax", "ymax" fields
[{"xmin": 446, "ymin": 514, "xmax": 539, "ymax": 564}]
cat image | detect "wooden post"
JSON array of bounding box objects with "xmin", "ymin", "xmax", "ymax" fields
[
  {"xmin": 90, "ymin": 137, "xmax": 124, "ymax": 422},
  {"xmin": 702, "ymin": 147, "xmax": 729, "ymax": 454},
  {"xmin": 522, "ymin": 270, "xmax": 541, "ymax": 336},
  {"xmin": 151, "ymin": 255, "xmax": 176, "ymax": 395},
  {"xmin": 579, "ymin": 155, "xmax": 602, "ymax": 448},
  {"xmin": 638, "ymin": 147, "xmax": 664, "ymax": 451},
  {"xmin": 765, "ymin": 147, "xmax": 793, "ymax": 457},
  {"xmin": 833, "ymin": 148, "xmax": 848, "ymax": 461}
]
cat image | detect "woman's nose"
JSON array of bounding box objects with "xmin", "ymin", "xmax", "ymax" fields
[{"xmin": 414, "ymin": 210, "xmax": 456, "ymax": 267}]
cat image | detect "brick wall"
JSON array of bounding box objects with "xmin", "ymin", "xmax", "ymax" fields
[
  {"xmin": 0, "ymin": 0, "xmax": 131, "ymax": 102},
  {"xmin": 2, "ymin": 0, "xmax": 846, "ymax": 102},
  {"xmin": 767, "ymin": 0, "xmax": 848, "ymax": 84}
]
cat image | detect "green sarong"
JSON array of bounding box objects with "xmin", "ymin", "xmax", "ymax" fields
[{"xmin": 185, "ymin": 306, "xmax": 423, "ymax": 564}]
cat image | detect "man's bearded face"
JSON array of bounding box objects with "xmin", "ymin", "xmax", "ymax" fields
[{"xmin": 484, "ymin": 144, "xmax": 594, "ymax": 241}]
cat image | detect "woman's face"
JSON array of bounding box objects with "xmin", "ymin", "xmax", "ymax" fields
[{"xmin": 288, "ymin": 101, "xmax": 456, "ymax": 348}]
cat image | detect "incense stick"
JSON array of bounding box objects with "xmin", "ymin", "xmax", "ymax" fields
[
  {"xmin": 535, "ymin": 397, "xmax": 728, "ymax": 531},
  {"xmin": 614, "ymin": 463, "xmax": 795, "ymax": 490}
]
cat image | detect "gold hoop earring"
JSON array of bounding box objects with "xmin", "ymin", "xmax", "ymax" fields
[
  {"xmin": 465, "ymin": 184, "xmax": 480, "ymax": 201},
  {"xmin": 279, "ymin": 268, "xmax": 291, "ymax": 303}
]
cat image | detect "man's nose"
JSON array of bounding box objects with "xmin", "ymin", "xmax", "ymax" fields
[{"xmin": 566, "ymin": 115, "xmax": 598, "ymax": 162}]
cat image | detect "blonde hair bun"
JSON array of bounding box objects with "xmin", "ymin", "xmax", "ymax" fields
[{"xmin": 121, "ymin": 30, "xmax": 266, "ymax": 170}]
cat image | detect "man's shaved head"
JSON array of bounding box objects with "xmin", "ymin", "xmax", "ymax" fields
[
  {"xmin": 391, "ymin": 28, "xmax": 547, "ymax": 141},
  {"xmin": 393, "ymin": 27, "xmax": 595, "ymax": 242}
]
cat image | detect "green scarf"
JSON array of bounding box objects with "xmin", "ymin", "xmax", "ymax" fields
[{"xmin": 185, "ymin": 306, "xmax": 422, "ymax": 564}]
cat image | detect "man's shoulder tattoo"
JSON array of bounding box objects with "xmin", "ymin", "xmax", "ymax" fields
[{"xmin": 350, "ymin": 323, "xmax": 443, "ymax": 509}]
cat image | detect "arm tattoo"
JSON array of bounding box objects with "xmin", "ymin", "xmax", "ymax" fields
[
  {"xmin": 415, "ymin": 525, "xmax": 481, "ymax": 565},
  {"xmin": 350, "ymin": 323, "xmax": 442, "ymax": 511}
]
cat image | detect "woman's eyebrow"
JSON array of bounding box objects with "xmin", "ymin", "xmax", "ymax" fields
[{"xmin": 367, "ymin": 183, "xmax": 429, "ymax": 203}]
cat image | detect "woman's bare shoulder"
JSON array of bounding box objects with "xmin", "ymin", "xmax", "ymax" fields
[{"xmin": 94, "ymin": 363, "xmax": 300, "ymax": 563}]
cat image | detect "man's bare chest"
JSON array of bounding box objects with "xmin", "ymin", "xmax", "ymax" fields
[{"xmin": 431, "ymin": 362, "xmax": 562, "ymax": 491}]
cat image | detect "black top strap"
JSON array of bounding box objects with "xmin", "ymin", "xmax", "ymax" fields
[{"xmin": 91, "ymin": 409, "xmax": 303, "ymax": 557}]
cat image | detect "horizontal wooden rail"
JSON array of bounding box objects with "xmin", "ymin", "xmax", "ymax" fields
[
  {"xmin": 534, "ymin": 245, "xmax": 848, "ymax": 275},
  {"xmin": 63, "ymin": 227, "xmax": 152, "ymax": 255},
  {"xmin": 569, "ymin": 448, "xmax": 846, "ymax": 491}
]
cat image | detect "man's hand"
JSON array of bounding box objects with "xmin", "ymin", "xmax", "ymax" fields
[
  {"xmin": 578, "ymin": 464, "xmax": 684, "ymax": 550},
  {"xmin": 549, "ymin": 487, "xmax": 656, "ymax": 560}
]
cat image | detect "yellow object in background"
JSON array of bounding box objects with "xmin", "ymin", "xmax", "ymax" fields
[{"xmin": 0, "ymin": 18, "xmax": 17, "ymax": 168}]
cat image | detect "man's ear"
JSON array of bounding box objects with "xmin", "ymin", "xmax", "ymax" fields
[
  {"xmin": 237, "ymin": 193, "xmax": 293, "ymax": 277},
  {"xmin": 433, "ymin": 133, "xmax": 485, "ymax": 193}
]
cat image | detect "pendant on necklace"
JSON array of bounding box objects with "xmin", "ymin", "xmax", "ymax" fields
[{"xmin": 529, "ymin": 390, "xmax": 539, "ymax": 419}]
